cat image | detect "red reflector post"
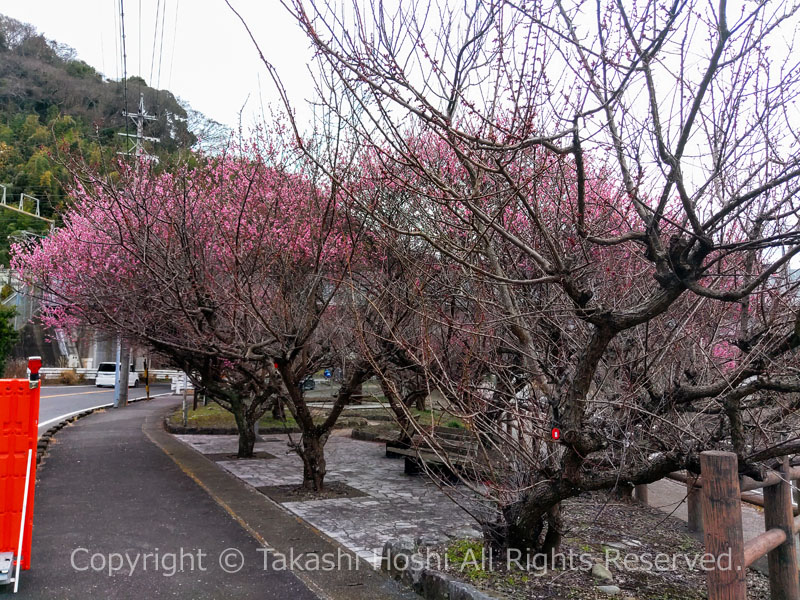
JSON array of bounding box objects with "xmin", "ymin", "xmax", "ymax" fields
[{"xmin": 27, "ymin": 357, "xmax": 42, "ymax": 382}]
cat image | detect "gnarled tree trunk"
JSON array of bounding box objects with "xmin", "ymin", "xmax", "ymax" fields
[{"xmin": 281, "ymin": 363, "xmax": 372, "ymax": 492}]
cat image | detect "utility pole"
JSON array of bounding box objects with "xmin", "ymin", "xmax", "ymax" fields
[
  {"xmin": 112, "ymin": 93, "xmax": 158, "ymax": 407},
  {"xmin": 113, "ymin": 336, "xmax": 131, "ymax": 408},
  {"xmin": 118, "ymin": 92, "xmax": 160, "ymax": 163}
]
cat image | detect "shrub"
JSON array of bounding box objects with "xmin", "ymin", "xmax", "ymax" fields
[
  {"xmin": 59, "ymin": 369, "xmax": 79, "ymax": 385},
  {"xmin": 3, "ymin": 358, "xmax": 28, "ymax": 378}
]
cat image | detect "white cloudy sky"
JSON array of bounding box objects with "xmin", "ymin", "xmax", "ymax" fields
[{"xmin": 1, "ymin": 0, "xmax": 315, "ymax": 129}]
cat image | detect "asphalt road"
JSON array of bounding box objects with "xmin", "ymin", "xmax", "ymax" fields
[
  {"xmin": 4, "ymin": 397, "xmax": 318, "ymax": 599},
  {"xmin": 38, "ymin": 383, "xmax": 172, "ymax": 431}
]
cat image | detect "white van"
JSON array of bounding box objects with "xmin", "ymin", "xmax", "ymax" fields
[{"xmin": 95, "ymin": 362, "xmax": 140, "ymax": 388}]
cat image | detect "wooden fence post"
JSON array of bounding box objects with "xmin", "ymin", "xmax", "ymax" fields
[
  {"xmin": 700, "ymin": 451, "xmax": 747, "ymax": 600},
  {"xmin": 793, "ymin": 479, "xmax": 799, "ymax": 512},
  {"xmin": 762, "ymin": 456, "xmax": 800, "ymax": 600},
  {"xmin": 634, "ymin": 484, "xmax": 649, "ymax": 505},
  {"xmin": 688, "ymin": 475, "xmax": 703, "ymax": 533}
]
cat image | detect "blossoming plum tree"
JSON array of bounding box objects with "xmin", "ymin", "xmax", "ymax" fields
[
  {"xmin": 14, "ymin": 137, "xmax": 371, "ymax": 489},
  {"xmin": 261, "ymin": 0, "xmax": 800, "ymax": 552}
]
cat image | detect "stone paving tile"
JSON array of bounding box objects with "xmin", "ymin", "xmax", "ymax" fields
[{"xmin": 175, "ymin": 433, "xmax": 481, "ymax": 566}]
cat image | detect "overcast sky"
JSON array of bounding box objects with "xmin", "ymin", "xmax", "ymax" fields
[{"xmin": 1, "ymin": 0, "xmax": 315, "ymax": 130}]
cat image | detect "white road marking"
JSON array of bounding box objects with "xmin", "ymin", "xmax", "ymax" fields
[
  {"xmin": 38, "ymin": 404, "xmax": 113, "ymax": 429},
  {"xmin": 41, "ymin": 390, "xmax": 110, "ymax": 399},
  {"xmin": 40, "ymin": 385, "xmax": 98, "ymax": 391},
  {"xmin": 38, "ymin": 392, "xmax": 174, "ymax": 430}
]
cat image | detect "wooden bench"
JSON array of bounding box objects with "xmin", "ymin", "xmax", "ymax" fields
[{"xmin": 385, "ymin": 427, "xmax": 494, "ymax": 480}]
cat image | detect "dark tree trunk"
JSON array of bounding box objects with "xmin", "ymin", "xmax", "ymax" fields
[
  {"xmin": 485, "ymin": 450, "xmax": 687, "ymax": 553},
  {"xmin": 232, "ymin": 404, "xmax": 257, "ymax": 458},
  {"xmin": 486, "ymin": 498, "xmax": 564, "ymax": 557},
  {"xmin": 351, "ymin": 381, "xmax": 363, "ymax": 403},
  {"xmin": 612, "ymin": 483, "xmax": 634, "ymax": 501},
  {"xmin": 406, "ymin": 390, "xmax": 426, "ymax": 411},
  {"xmin": 725, "ymin": 396, "xmax": 746, "ymax": 457},
  {"xmin": 541, "ymin": 503, "xmax": 563, "ymax": 556},
  {"xmin": 380, "ymin": 378, "xmax": 415, "ymax": 446},
  {"xmin": 272, "ymin": 396, "xmax": 286, "ymax": 420},
  {"xmin": 281, "ymin": 362, "xmax": 371, "ymax": 492},
  {"xmin": 499, "ymin": 501, "xmax": 554, "ymax": 554},
  {"xmin": 300, "ymin": 433, "xmax": 326, "ymax": 491}
]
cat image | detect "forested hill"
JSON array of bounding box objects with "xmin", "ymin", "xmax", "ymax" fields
[{"xmin": 0, "ymin": 14, "xmax": 226, "ymax": 264}]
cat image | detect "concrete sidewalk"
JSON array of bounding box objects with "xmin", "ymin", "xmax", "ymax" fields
[
  {"xmin": 648, "ymin": 478, "xmax": 766, "ymax": 540},
  {"xmin": 2, "ymin": 397, "xmax": 410, "ymax": 599},
  {"xmin": 144, "ymin": 402, "xmax": 418, "ymax": 600},
  {"xmin": 647, "ymin": 478, "xmax": 797, "ymax": 573}
]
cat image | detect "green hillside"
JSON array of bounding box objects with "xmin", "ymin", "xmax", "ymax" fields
[{"xmin": 0, "ymin": 14, "xmax": 226, "ymax": 264}]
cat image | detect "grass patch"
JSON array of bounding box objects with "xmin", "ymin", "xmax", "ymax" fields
[
  {"xmin": 168, "ymin": 402, "xmax": 368, "ymax": 430},
  {"xmin": 168, "ymin": 398, "xmax": 467, "ymax": 434},
  {"xmin": 304, "ymin": 404, "xmax": 466, "ymax": 429},
  {"xmin": 445, "ymin": 539, "xmax": 489, "ymax": 582}
]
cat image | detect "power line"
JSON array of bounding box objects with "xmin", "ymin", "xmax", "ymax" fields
[
  {"xmin": 138, "ymin": 0, "xmax": 142, "ymax": 78},
  {"xmin": 113, "ymin": 0, "xmax": 121, "ymax": 81},
  {"xmin": 149, "ymin": 0, "xmax": 161, "ymax": 88},
  {"xmin": 167, "ymin": 0, "xmax": 180, "ymax": 91},
  {"xmin": 156, "ymin": 0, "xmax": 168, "ymax": 93},
  {"xmin": 150, "ymin": 0, "xmax": 168, "ymax": 110},
  {"xmin": 0, "ymin": 186, "xmax": 54, "ymax": 226},
  {"xmin": 99, "ymin": 26, "xmax": 106, "ymax": 78},
  {"xmin": 120, "ymin": 0, "xmax": 129, "ymax": 140},
  {"xmin": 138, "ymin": 0, "xmax": 143, "ymax": 95}
]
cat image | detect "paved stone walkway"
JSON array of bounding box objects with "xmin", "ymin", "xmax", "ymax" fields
[{"xmin": 175, "ymin": 433, "xmax": 481, "ymax": 567}]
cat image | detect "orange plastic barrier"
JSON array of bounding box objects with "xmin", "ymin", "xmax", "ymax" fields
[{"xmin": 0, "ymin": 378, "xmax": 40, "ymax": 571}]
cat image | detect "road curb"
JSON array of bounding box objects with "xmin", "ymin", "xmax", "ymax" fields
[
  {"xmin": 143, "ymin": 401, "xmax": 420, "ymax": 600},
  {"xmin": 382, "ymin": 538, "xmax": 498, "ymax": 600}
]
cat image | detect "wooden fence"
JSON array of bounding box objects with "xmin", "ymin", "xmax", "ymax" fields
[{"xmin": 637, "ymin": 451, "xmax": 800, "ymax": 600}]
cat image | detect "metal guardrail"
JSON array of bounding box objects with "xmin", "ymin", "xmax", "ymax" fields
[
  {"xmin": 171, "ymin": 373, "xmax": 194, "ymax": 393},
  {"xmin": 38, "ymin": 368, "xmax": 183, "ymax": 381}
]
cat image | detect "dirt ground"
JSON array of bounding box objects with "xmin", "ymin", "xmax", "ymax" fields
[{"xmin": 431, "ymin": 492, "xmax": 771, "ymax": 599}]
